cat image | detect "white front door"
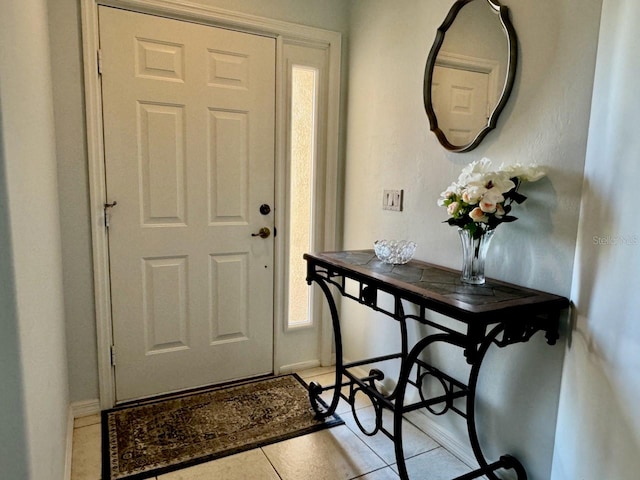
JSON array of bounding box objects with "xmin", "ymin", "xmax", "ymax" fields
[
  {"xmin": 431, "ymin": 65, "xmax": 490, "ymax": 146},
  {"xmin": 99, "ymin": 6, "xmax": 276, "ymax": 402}
]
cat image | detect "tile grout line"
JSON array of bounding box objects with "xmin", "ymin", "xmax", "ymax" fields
[{"xmin": 260, "ymin": 447, "xmax": 284, "ymax": 480}]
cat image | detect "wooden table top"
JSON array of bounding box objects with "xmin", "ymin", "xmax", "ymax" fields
[{"xmin": 304, "ymin": 250, "xmax": 570, "ymax": 322}]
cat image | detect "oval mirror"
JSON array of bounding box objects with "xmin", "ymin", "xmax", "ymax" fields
[{"xmin": 424, "ymin": 0, "xmax": 517, "ymax": 152}]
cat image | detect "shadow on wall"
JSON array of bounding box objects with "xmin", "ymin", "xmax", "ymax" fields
[
  {"xmin": 0, "ymin": 93, "xmax": 31, "ymax": 480},
  {"xmin": 487, "ymin": 170, "xmax": 578, "ymax": 292},
  {"xmin": 474, "ymin": 329, "xmax": 566, "ymax": 480},
  {"xmin": 571, "ymin": 177, "xmax": 628, "ymax": 321},
  {"xmin": 553, "ymin": 323, "xmax": 640, "ymax": 479}
]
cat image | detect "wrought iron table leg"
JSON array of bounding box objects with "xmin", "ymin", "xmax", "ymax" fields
[
  {"xmin": 393, "ymin": 333, "xmax": 463, "ymax": 480},
  {"xmin": 465, "ymin": 324, "xmax": 528, "ymax": 480},
  {"xmin": 307, "ymin": 277, "xmax": 343, "ymax": 418},
  {"xmin": 392, "ymin": 327, "xmax": 529, "ymax": 480}
]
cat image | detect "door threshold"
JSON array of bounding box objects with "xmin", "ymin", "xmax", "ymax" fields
[{"xmin": 114, "ymin": 372, "xmax": 275, "ymax": 408}]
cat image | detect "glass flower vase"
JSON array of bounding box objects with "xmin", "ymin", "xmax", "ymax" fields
[{"xmin": 458, "ymin": 228, "xmax": 495, "ymax": 285}]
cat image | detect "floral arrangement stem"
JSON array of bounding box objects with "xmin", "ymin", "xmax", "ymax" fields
[{"xmin": 458, "ymin": 228, "xmax": 495, "ymax": 285}]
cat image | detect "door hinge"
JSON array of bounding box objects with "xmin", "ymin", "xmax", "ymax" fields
[
  {"xmin": 104, "ymin": 201, "xmax": 117, "ymax": 228},
  {"xmin": 97, "ymin": 49, "xmax": 103, "ymax": 75},
  {"xmin": 110, "ymin": 345, "xmax": 116, "ymax": 366}
]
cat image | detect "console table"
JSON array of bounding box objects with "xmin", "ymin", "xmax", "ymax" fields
[{"xmin": 304, "ymin": 250, "xmax": 569, "ymax": 480}]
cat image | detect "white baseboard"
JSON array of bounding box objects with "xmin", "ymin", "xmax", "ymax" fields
[
  {"xmin": 409, "ymin": 410, "xmax": 477, "ymax": 468},
  {"xmin": 65, "ymin": 399, "xmax": 101, "ymax": 480},
  {"xmin": 64, "ymin": 406, "xmax": 74, "ymax": 480},
  {"xmin": 70, "ymin": 398, "xmax": 101, "ymax": 418}
]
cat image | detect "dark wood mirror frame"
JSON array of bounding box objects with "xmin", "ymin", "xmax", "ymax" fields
[{"xmin": 423, "ymin": 0, "xmax": 518, "ymax": 153}]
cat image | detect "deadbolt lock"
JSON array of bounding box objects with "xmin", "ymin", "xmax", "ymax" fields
[{"xmin": 259, "ymin": 204, "xmax": 271, "ymax": 215}]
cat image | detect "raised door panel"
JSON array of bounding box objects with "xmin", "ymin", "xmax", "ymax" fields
[{"xmin": 432, "ymin": 65, "xmax": 490, "ymax": 146}]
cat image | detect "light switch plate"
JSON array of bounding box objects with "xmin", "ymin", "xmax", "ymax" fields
[{"xmin": 382, "ymin": 189, "xmax": 403, "ymax": 211}]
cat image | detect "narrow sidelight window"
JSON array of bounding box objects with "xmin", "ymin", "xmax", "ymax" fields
[{"xmin": 287, "ymin": 65, "xmax": 318, "ymax": 327}]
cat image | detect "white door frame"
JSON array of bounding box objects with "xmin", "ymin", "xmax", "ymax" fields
[
  {"xmin": 435, "ymin": 51, "xmax": 501, "ymax": 118},
  {"xmin": 81, "ymin": 0, "xmax": 342, "ymax": 409}
]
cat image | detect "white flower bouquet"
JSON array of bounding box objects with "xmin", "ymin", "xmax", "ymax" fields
[{"xmin": 438, "ymin": 158, "xmax": 545, "ymax": 238}]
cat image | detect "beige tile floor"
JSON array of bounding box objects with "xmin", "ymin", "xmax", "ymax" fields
[{"xmin": 71, "ymin": 367, "xmax": 476, "ymax": 480}]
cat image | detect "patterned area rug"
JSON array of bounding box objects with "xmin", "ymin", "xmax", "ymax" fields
[{"xmin": 102, "ymin": 374, "xmax": 342, "ymax": 480}]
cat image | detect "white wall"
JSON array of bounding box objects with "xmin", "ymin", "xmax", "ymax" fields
[
  {"xmin": 49, "ymin": 0, "xmax": 351, "ymax": 403},
  {"xmin": 45, "ymin": 0, "xmax": 640, "ymax": 478},
  {"xmin": 49, "ymin": 0, "xmax": 100, "ymax": 405},
  {"xmin": 0, "ymin": 0, "xmax": 70, "ymax": 478},
  {"xmin": 551, "ymin": 1, "xmax": 640, "ymax": 479},
  {"xmin": 343, "ymin": 1, "xmax": 601, "ymax": 479},
  {"xmin": 0, "ymin": 152, "xmax": 29, "ymax": 480}
]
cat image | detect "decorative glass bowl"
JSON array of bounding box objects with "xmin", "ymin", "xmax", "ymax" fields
[{"xmin": 373, "ymin": 240, "xmax": 417, "ymax": 265}]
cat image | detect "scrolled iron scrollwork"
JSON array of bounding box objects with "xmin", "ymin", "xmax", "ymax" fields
[
  {"xmin": 417, "ymin": 370, "xmax": 453, "ymax": 416},
  {"xmin": 350, "ymin": 387, "xmax": 383, "ymax": 436},
  {"xmin": 308, "ymin": 381, "xmax": 327, "ymax": 418}
]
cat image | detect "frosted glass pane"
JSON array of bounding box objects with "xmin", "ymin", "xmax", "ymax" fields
[{"xmin": 288, "ymin": 66, "xmax": 317, "ymax": 327}]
